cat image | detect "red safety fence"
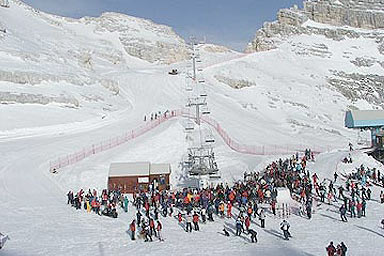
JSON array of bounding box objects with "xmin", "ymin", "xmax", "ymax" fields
[
  {"xmin": 50, "ymin": 109, "xmax": 331, "ymax": 172},
  {"xmin": 49, "ymin": 110, "xmax": 181, "ymax": 172}
]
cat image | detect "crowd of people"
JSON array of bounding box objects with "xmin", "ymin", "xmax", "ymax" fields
[
  {"xmin": 62, "ymin": 147, "xmax": 384, "ymax": 254},
  {"xmin": 143, "ymin": 110, "xmax": 175, "ymax": 122},
  {"xmin": 326, "ymin": 241, "xmax": 348, "ymax": 256},
  {"xmin": 126, "ymin": 149, "xmax": 323, "ymax": 244},
  {"xmin": 66, "ymin": 188, "xmax": 128, "ymax": 218}
]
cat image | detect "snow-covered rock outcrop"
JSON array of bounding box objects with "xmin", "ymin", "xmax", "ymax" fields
[
  {"xmin": 244, "ymin": 0, "xmax": 384, "ymax": 107},
  {"xmin": 80, "ymin": 13, "xmax": 189, "ymax": 64}
]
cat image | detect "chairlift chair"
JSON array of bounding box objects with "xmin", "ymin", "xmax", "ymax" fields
[
  {"xmin": 201, "ymin": 106, "xmax": 210, "ymax": 115},
  {"xmin": 205, "ymin": 135, "xmax": 215, "ymax": 143}
]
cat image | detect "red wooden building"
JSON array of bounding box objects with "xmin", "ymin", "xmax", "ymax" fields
[{"xmin": 108, "ymin": 162, "xmax": 171, "ymax": 193}]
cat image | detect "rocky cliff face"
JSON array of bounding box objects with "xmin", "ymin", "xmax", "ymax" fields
[
  {"xmin": 244, "ymin": 0, "xmax": 384, "ymax": 108},
  {"xmin": 304, "ymin": 0, "xmax": 384, "ymax": 29},
  {"xmin": 246, "ymin": 0, "xmax": 384, "ymax": 53}
]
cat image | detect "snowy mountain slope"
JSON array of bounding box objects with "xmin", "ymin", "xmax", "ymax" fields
[
  {"xmin": 0, "ymin": 0, "xmax": 188, "ymax": 132},
  {"xmin": 1, "ymin": 0, "xmax": 384, "ymax": 255}
]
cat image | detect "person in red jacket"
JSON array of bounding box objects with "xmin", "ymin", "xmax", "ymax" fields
[
  {"xmin": 245, "ymin": 216, "xmax": 250, "ymax": 231},
  {"xmin": 156, "ymin": 221, "xmax": 164, "ymax": 241},
  {"xmin": 130, "ymin": 220, "xmax": 136, "ymax": 240},
  {"xmin": 326, "ymin": 241, "xmax": 336, "ymax": 256},
  {"xmin": 227, "ymin": 201, "xmax": 232, "ymax": 218},
  {"xmin": 193, "ymin": 212, "xmax": 200, "ymax": 231}
]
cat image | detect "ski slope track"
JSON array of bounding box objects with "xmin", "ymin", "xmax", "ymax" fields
[{"xmin": 1, "ymin": 0, "xmax": 384, "ymax": 255}]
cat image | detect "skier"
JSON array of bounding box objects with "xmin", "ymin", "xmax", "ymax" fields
[
  {"xmin": 244, "ymin": 216, "xmax": 250, "ymax": 231},
  {"xmin": 339, "ymin": 204, "xmax": 348, "ymax": 222},
  {"xmin": 227, "ymin": 201, "xmax": 233, "ymax": 218},
  {"xmin": 129, "ymin": 220, "xmax": 136, "ymax": 241},
  {"xmin": 381, "ymin": 219, "xmax": 384, "ymax": 229},
  {"xmin": 223, "ymin": 227, "xmax": 230, "ymax": 237},
  {"xmin": 185, "ymin": 212, "xmax": 193, "ymax": 232},
  {"xmin": 149, "ymin": 218, "xmax": 156, "ymax": 237},
  {"xmin": 201, "ymin": 207, "xmax": 207, "ymax": 223},
  {"xmin": 280, "ymin": 219, "xmax": 291, "ymax": 240},
  {"xmin": 156, "ymin": 221, "xmax": 164, "ymax": 241},
  {"xmin": 235, "ymin": 218, "xmax": 243, "ymax": 236},
  {"xmin": 144, "ymin": 222, "xmax": 152, "ymax": 242},
  {"xmin": 349, "ymin": 142, "xmax": 353, "ymax": 151},
  {"xmin": 136, "ymin": 211, "xmax": 142, "ymax": 227},
  {"xmin": 334, "ymin": 172, "xmax": 338, "ymax": 183},
  {"xmin": 340, "ymin": 242, "xmax": 347, "ymax": 256},
  {"xmin": 259, "ymin": 209, "xmax": 266, "ymax": 228},
  {"xmin": 124, "ymin": 196, "xmax": 129, "ymax": 213},
  {"xmin": 248, "ymin": 229, "xmax": 258, "ymax": 243},
  {"xmin": 326, "ymin": 241, "xmax": 336, "ymax": 256},
  {"xmin": 192, "ymin": 212, "xmax": 200, "ymax": 231},
  {"xmin": 271, "ymin": 200, "xmax": 276, "ymax": 215},
  {"xmin": 177, "ymin": 211, "xmax": 183, "ymax": 224}
]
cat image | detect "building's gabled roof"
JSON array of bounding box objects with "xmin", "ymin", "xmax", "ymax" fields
[
  {"xmin": 109, "ymin": 162, "xmax": 150, "ymax": 177},
  {"xmin": 150, "ymin": 163, "xmax": 171, "ymax": 175},
  {"xmin": 345, "ymin": 110, "xmax": 384, "ymax": 128}
]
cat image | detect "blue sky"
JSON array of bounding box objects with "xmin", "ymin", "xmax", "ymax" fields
[{"xmin": 22, "ymin": 0, "xmax": 304, "ymax": 50}]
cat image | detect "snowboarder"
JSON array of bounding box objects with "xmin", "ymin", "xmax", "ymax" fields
[
  {"xmin": 280, "ymin": 219, "xmax": 291, "ymax": 240},
  {"xmin": 129, "ymin": 220, "xmax": 136, "ymax": 241},
  {"xmin": 326, "ymin": 241, "xmax": 336, "ymax": 256},
  {"xmin": 248, "ymin": 229, "xmax": 258, "ymax": 243}
]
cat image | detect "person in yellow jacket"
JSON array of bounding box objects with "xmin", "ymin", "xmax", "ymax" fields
[
  {"xmin": 86, "ymin": 199, "xmax": 91, "ymax": 213},
  {"xmin": 218, "ymin": 202, "xmax": 225, "ymax": 217}
]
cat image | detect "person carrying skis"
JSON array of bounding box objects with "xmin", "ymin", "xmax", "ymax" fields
[
  {"xmin": 130, "ymin": 220, "xmax": 136, "ymax": 241},
  {"xmin": 326, "ymin": 241, "xmax": 336, "ymax": 256},
  {"xmin": 192, "ymin": 212, "xmax": 200, "ymax": 231},
  {"xmin": 248, "ymin": 229, "xmax": 258, "ymax": 243},
  {"xmin": 280, "ymin": 219, "xmax": 291, "ymax": 240}
]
